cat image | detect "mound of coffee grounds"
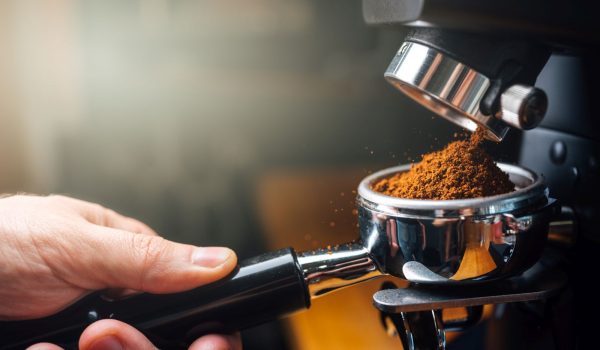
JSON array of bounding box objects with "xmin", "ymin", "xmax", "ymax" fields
[{"xmin": 372, "ymin": 128, "xmax": 514, "ymax": 200}]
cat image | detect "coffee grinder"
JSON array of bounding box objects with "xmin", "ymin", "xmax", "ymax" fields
[{"xmin": 363, "ymin": 0, "xmax": 599, "ymax": 348}]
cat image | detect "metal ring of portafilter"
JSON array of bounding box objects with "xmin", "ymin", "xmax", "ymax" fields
[{"xmin": 298, "ymin": 163, "xmax": 557, "ymax": 297}]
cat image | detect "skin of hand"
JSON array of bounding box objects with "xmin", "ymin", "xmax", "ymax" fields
[{"xmin": 0, "ymin": 194, "xmax": 241, "ymax": 350}]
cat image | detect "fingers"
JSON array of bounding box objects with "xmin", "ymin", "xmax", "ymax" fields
[
  {"xmin": 29, "ymin": 326, "xmax": 241, "ymax": 350},
  {"xmin": 79, "ymin": 319, "xmax": 155, "ymax": 350},
  {"xmin": 47, "ymin": 196, "xmax": 238, "ymax": 293},
  {"xmin": 50, "ymin": 195, "xmax": 158, "ymax": 236},
  {"xmin": 189, "ymin": 333, "xmax": 242, "ymax": 350},
  {"xmin": 82, "ymin": 226, "xmax": 237, "ymax": 293},
  {"xmin": 80, "ymin": 320, "xmax": 241, "ymax": 350},
  {"xmin": 26, "ymin": 343, "xmax": 63, "ymax": 350},
  {"xmin": 103, "ymin": 214, "xmax": 159, "ymax": 237}
]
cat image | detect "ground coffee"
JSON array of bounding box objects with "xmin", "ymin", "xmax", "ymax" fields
[{"xmin": 372, "ymin": 128, "xmax": 514, "ymax": 200}]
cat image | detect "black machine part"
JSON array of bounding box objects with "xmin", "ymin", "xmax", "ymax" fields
[{"xmin": 363, "ymin": 0, "xmax": 600, "ymax": 49}]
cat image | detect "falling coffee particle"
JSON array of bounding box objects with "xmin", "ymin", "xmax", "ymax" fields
[{"xmin": 372, "ymin": 128, "xmax": 514, "ymax": 200}]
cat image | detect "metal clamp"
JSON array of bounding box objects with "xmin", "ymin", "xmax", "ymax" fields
[
  {"xmin": 374, "ymin": 264, "xmax": 566, "ymax": 314},
  {"xmin": 375, "ymin": 261, "xmax": 567, "ymax": 350}
]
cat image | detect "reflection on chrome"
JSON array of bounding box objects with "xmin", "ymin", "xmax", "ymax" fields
[{"xmin": 298, "ymin": 242, "xmax": 381, "ymax": 297}]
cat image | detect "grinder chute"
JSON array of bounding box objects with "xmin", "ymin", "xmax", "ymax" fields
[{"xmin": 384, "ymin": 28, "xmax": 550, "ymax": 141}]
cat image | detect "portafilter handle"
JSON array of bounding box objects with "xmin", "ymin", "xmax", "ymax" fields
[
  {"xmin": 0, "ymin": 243, "xmax": 381, "ymax": 350},
  {"xmin": 0, "ymin": 249, "xmax": 310, "ymax": 350}
]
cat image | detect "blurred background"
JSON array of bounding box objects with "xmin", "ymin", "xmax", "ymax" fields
[{"xmin": 0, "ymin": 1, "xmax": 488, "ymax": 349}]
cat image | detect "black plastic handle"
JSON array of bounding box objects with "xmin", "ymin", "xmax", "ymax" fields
[{"xmin": 0, "ymin": 248, "xmax": 310, "ymax": 350}]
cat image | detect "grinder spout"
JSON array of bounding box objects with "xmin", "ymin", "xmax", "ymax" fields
[{"xmin": 384, "ymin": 29, "xmax": 550, "ymax": 142}]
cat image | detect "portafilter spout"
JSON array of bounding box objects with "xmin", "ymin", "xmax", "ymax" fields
[{"xmin": 0, "ymin": 164, "xmax": 557, "ymax": 350}]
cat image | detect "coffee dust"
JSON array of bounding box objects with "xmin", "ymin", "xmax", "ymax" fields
[{"xmin": 372, "ymin": 128, "xmax": 514, "ymax": 200}]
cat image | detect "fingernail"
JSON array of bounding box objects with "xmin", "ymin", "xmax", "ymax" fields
[
  {"xmin": 192, "ymin": 247, "xmax": 232, "ymax": 268},
  {"xmin": 88, "ymin": 336, "xmax": 123, "ymax": 350}
]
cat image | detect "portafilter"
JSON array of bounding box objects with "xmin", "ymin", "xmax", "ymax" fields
[{"xmin": 0, "ymin": 163, "xmax": 557, "ymax": 349}]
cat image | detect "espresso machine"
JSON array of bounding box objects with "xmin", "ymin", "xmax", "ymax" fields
[{"xmin": 1, "ymin": 1, "xmax": 598, "ymax": 349}]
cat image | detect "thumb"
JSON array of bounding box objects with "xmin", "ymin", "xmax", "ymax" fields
[{"xmin": 81, "ymin": 226, "xmax": 237, "ymax": 293}]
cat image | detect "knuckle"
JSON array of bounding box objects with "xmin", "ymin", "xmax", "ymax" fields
[
  {"xmin": 131, "ymin": 234, "xmax": 167, "ymax": 289},
  {"xmin": 47, "ymin": 194, "xmax": 68, "ymax": 203},
  {"xmin": 91, "ymin": 203, "xmax": 107, "ymax": 216},
  {"xmin": 132, "ymin": 234, "xmax": 166, "ymax": 268},
  {"xmin": 47, "ymin": 195, "xmax": 92, "ymax": 213},
  {"xmin": 100, "ymin": 207, "xmax": 117, "ymax": 225},
  {"xmin": 85, "ymin": 203, "xmax": 109, "ymax": 225},
  {"xmin": 130, "ymin": 219, "xmax": 155, "ymax": 235}
]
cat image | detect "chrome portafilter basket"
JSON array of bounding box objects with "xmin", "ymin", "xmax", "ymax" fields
[
  {"xmin": 299, "ymin": 163, "xmax": 556, "ymax": 297},
  {"xmin": 357, "ymin": 163, "xmax": 555, "ymax": 284}
]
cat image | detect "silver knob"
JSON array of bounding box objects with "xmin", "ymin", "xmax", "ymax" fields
[{"xmin": 498, "ymin": 84, "xmax": 547, "ymax": 130}]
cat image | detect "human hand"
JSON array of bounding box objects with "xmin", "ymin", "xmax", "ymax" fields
[
  {"xmin": 0, "ymin": 194, "xmax": 239, "ymax": 349},
  {"xmin": 29, "ymin": 320, "xmax": 242, "ymax": 350}
]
